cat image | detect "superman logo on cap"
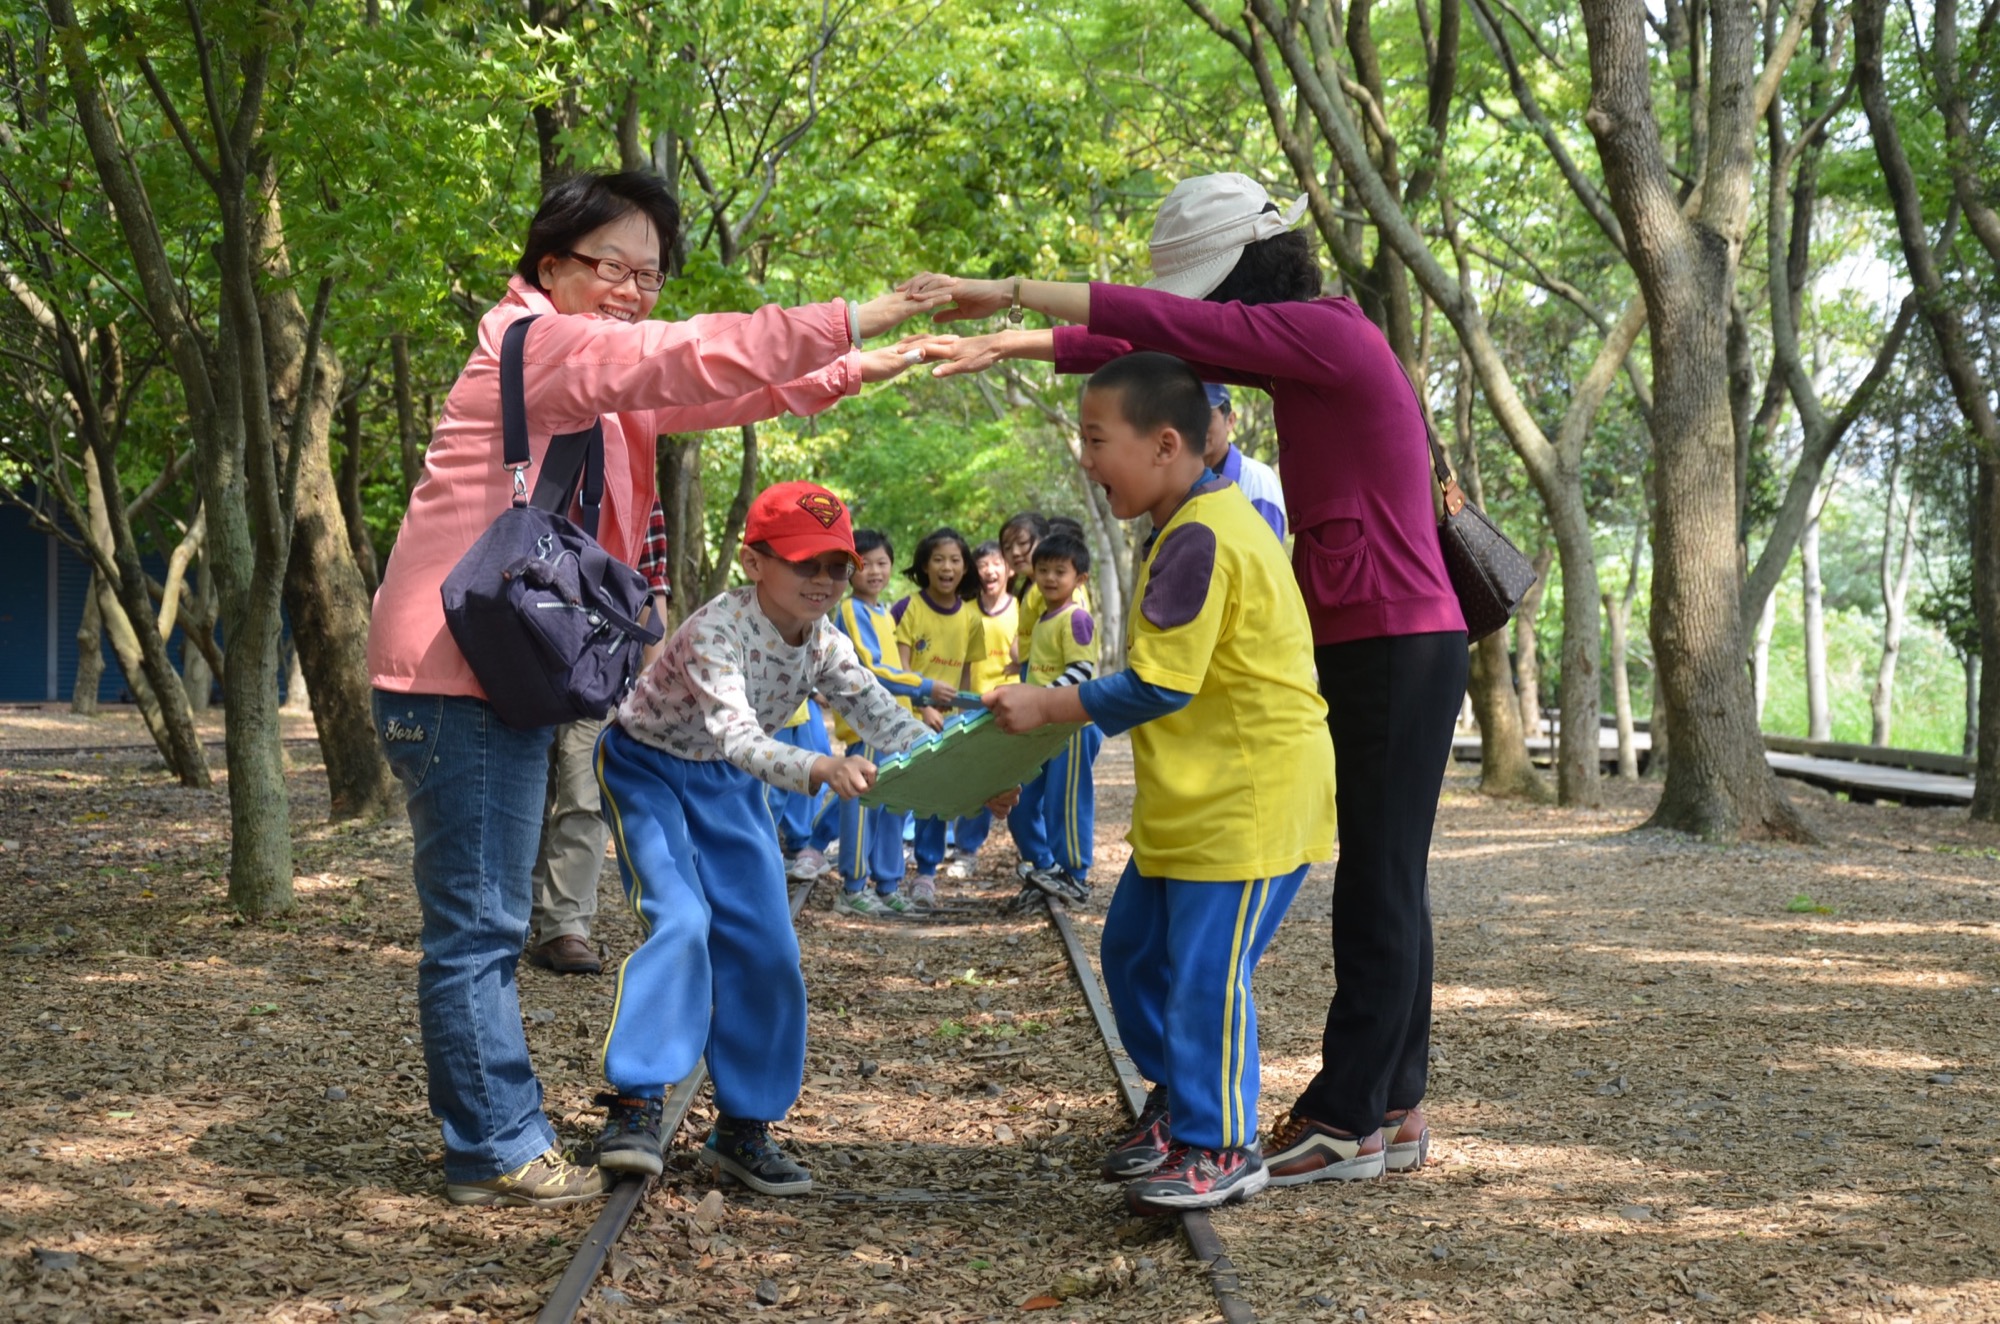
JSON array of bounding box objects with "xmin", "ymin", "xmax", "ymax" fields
[{"xmin": 797, "ymin": 491, "xmax": 843, "ymax": 528}]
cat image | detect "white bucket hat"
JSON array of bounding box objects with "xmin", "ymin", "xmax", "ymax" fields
[{"xmin": 1145, "ymin": 173, "xmax": 1310, "ymax": 299}]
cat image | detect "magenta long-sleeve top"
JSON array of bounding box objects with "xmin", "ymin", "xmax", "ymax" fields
[
  {"xmin": 1052, "ymin": 283, "xmax": 1465, "ymax": 646},
  {"xmin": 369, "ymin": 276, "xmax": 860, "ymax": 698}
]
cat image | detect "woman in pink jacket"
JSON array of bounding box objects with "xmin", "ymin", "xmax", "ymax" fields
[{"xmin": 368, "ymin": 171, "xmax": 938, "ymax": 1207}]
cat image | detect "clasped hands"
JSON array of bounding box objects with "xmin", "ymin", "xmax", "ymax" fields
[{"xmin": 852, "ymin": 275, "xmax": 1025, "ymax": 383}]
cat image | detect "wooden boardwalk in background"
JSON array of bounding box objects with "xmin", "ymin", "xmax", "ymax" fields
[{"xmin": 1452, "ymin": 725, "xmax": 1974, "ymax": 808}]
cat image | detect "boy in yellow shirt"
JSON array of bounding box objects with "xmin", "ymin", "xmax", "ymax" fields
[
  {"xmin": 1006, "ymin": 531, "xmax": 1102, "ymax": 905},
  {"xmin": 986, "ymin": 352, "xmax": 1335, "ymax": 1212}
]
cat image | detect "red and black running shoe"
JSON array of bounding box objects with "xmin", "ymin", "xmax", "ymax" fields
[
  {"xmin": 1100, "ymin": 1088, "xmax": 1172, "ymax": 1179},
  {"xmin": 1125, "ymin": 1142, "xmax": 1269, "ymax": 1212}
]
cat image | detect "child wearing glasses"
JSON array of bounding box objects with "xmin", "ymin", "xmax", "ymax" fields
[{"xmin": 591, "ymin": 481, "xmax": 936, "ymax": 1192}]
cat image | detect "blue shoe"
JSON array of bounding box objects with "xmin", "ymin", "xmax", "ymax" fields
[{"xmin": 594, "ymin": 1092, "xmax": 665, "ymax": 1176}]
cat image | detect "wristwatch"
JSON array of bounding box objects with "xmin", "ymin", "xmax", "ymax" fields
[{"xmin": 1007, "ymin": 276, "xmax": 1024, "ymax": 326}]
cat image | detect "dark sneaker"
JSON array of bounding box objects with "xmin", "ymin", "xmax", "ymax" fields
[
  {"xmin": 1263, "ymin": 1110, "xmax": 1386, "ymax": 1186},
  {"xmin": 1027, "ymin": 866, "xmax": 1089, "ymax": 904},
  {"xmin": 1125, "ymin": 1142, "xmax": 1268, "ymax": 1212},
  {"xmin": 444, "ymin": 1147, "xmax": 610, "ymax": 1208},
  {"xmin": 701, "ymin": 1118, "xmax": 812, "ymax": 1195},
  {"xmin": 1004, "ymin": 883, "xmax": 1048, "ymax": 913},
  {"xmin": 1101, "ymin": 1088, "xmax": 1172, "ymax": 1179},
  {"xmin": 594, "ymin": 1092, "xmax": 665, "ymax": 1176},
  {"xmin": 1381, "ymin": 1106, "xmax": 1431, "ymax": 1172}
]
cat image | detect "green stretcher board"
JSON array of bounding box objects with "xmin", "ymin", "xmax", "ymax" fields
[{"xmin": 860, "ymin": 709, "xmax": 1084, "ymax": 820}]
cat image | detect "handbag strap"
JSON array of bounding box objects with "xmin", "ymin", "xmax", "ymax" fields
[
  {"xmin": 500, "ymin": 314, "xmax": 606, "ymax": 539},
  {"xmin": 1391, "ymin": 353, "xmax": 1467, "ymax": 521}
]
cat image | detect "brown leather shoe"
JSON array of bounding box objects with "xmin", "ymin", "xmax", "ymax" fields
[{"xmin": 526, "ymin": 934, "xmax": 601, "ymax": 975}]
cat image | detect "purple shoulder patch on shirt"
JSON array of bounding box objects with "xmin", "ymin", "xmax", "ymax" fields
[
  {"xmin": 890, "ymin": 596, "xmax": 909, "ymax": 623},
  {"xmin": 1141, "ymin": 524, "xmax": 1217, "ymax": 630},
  {"xmin": 1071, "ymin": 609, "xmax": 1095, "ymax": 647}
]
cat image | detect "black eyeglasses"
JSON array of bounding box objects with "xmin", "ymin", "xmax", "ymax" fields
[
  {"xmin": 562, "ymin": 251, "xmax": 667, "ymax": 292},
  {"xmin": 753, "ymin": 543, "xmax": 855, "ymax": 582}
]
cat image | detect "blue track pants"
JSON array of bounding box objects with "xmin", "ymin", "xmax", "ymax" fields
[
  {"xmin": 595, "ymin": 725, "xmax": 805, "ymax": 1117},
  {"xmin": 953, "ymin": 808, "xmax": 993, "ymax": 858},
  {"xmin": 836, "ymin": 741, "xmax": 907, "ymax": 892},
  {"xmin": 1008, "ymin": 724, "xmax": 1102, "ymax": 875},
  {"xmin": 1099, "ymin": 861, "xmax": 1307, "ymax": 1150},
  {"xmin": 764, "ymin": 701, "xmax": 832, "ymax": 854}
]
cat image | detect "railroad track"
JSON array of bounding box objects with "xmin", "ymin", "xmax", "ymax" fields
[{"xmin": 537, "ymin": 881, "xmax": 1260, "ymax": 1324}]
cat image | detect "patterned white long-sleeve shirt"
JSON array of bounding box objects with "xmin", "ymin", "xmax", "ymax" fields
[{"xmin": 616, "ymin": 585, "xmax": 929, "ymax": 792}]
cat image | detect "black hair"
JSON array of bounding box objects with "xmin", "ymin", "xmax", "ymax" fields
[
  {"xmin": 1032, "ymin": 531, "xmax": 1091, "ymax": 575},
  {"xmin": 516, "ymin": 171, "xmax": 682, "ymax": 291},
  {"xmin": 907, "ymin": 526, "xmax": 978, "ymax": 600},
  {"xmin": 854, "ymin": 528, "xmax": 892, "ymax": 560},
  {"xmin": 1206, "ymin": 206, "xmax": 1322, "ymax": 306},
  {"xmin": 1045, "ymin": 515, "xmax": 1085, "ymax": 540},
  {"xmin": 971, "ymin": 539, "xmax": 1006, "ymax": 565},
  {"xmin": 1083, "ymin": 351, "xmax": 1213, "ymax": 458},
  {"xmin": 999, "ymin": 511, "xmax": 1049, "ymax": 547}
]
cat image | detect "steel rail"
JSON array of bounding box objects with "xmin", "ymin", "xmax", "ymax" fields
[
  {"xmin": 536, "ymin": 880, "xmax": 813, "ymax": 1324},
  {"xmin": 1040, "ymin": 897, "xmax": 1260, "ymax": 1324}
]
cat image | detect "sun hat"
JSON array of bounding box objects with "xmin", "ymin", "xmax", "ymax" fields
[
  {"xmin": 1146, "ymin": 173, "xmax": 1310, "ymax": 300},
  {"xmin": 745, "ymin": 481, "xmax": 859, "ymax": 564}
]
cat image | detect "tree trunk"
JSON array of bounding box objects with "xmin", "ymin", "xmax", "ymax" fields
[
  {"xmin": 71, "ymin": 580, "xmax": 103, "ymax": 715},
  {"xmin": 1469, "ymin": 632, "xmax": 1550, "ymax": 799},
  {"xmin": 1582, "ymin": 0, "xmax": 1810, "ymax": 841},
  {"xmin": 1752, "ymin": 589, "xmax": 1777, "ymax": 722},
  {"xmin": 1871, "ymin": 465, "xmax": 1919, "ymax": 745},
  {"xmin": 1648, "ymin": 671, "xmax": 1671, "ymax": 780},
  {"xmin": 82, "ymin": 443, "xmax": 207, "ymax": 782},
  {"xmin": 1966, "ymin": 653, "xmax": 1981, "ymax": 759},
  {"xmin": 660, "ymin": 434, "xmax": 707, "ymax": 629},
  {"xmin": 256, "ymin": 175, "xmax": 396, "ymax": 821},
  {"xmin": 703, "ymin": 423, "xmax": 760, "ymax": 601},
  {"xmin": 1513, "ymin": 548, "xmax": 1552, "ymax": 735},
  {"xmin": 391, "ymin": 333, "xmax": 423, "ymax": 498},
  {"xmin": 1801, "ymin": 510, "xmax": 1831, "ymax": 741},
  {"xmin": 337, "ymin": 388, "xmax": 379, "ymax": 594},
  {"xmin": 181, "ymin": 552, "xmax": 213, "ymax": 714},
  {"xmin": 1855, "ymin": 0, "xmax": 2000, "ymax": 818},
  {"xmin": 1606, "ymin": 537, "xmax": 1644, "ymax": 780},
  {"xmin": 1548, "ymin": 497, "xmax": 1604, "ymax": 804}
]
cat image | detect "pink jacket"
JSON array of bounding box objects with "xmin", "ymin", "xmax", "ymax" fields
[{"xmin": 368, "ymin": 276, "xmax": 861, "ymax": 698}]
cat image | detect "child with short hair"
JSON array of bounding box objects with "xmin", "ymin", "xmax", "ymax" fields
[
  {"xmin": 946, "ymin": 540, "xmax": 1020, "ymax": 878},
  {"xmin": 593, "ymin": 482, "xmax": 935, "ymax": 1191},
  {"xmin": 828, "ymin": 529, "xmax": 931, "ymax": 916},
  {"xmin": 1008, "ymin": 514, "xmax": 1094, "ymax": 667},
  {"xmin": 1006, "ymin": 530, "xmax": 1102, "ymax": 904},
  {"xmin": 985, "ymin": 352, "xmax": 1335, "ymax": 1212},
  {"xmin": 892, "ymin": 526, "xmax": 981, "ymax": 905}
]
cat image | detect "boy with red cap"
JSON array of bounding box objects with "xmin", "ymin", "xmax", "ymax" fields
[{"xmin": 591, "ymin": 481, "xmax": 934, "ymax": 1191}]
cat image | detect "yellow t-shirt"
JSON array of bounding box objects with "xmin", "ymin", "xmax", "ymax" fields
[
  {"xmin": 1015, "ymin": 580, "xmax": 1093, "ymax": 662},
  {"xmin": 968, "ymin": 595, "xmax": 1020, "ymax": 694},
  {"xmin": 894, "ymin": 592, "xmax": 981, "ymax": 692},
  {"xmin": 1124, "ymin": 479, "xmax": 1335, "ymax": 881},
  {"xmin": 830, "ymin": 595, "xmax": 926, "ymax": 746},
  {"xmin": 1026, "ymin": 599, "xmax": 1099, "ymax": 686}
]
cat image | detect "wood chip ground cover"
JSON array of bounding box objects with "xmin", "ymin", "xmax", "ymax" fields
[{"xmin": 1, "ymin": 706, "xmax": 1997, "ymax": 1321}]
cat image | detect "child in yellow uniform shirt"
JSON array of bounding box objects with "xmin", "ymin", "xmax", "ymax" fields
[
  {"xmin": 893, "ymin": 526, "xmax": 981, "ymax": 905},
  {"xmin": 985, "ymin": 353, "xmax": 1335, "ymax": 1214},
  {"xmin": 946, "ymin": 541, "xmax": 1019, "ymax": 879}
]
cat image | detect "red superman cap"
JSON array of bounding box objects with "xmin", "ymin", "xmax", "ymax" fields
[{"xmin": 744, "ymin": 481, "xmax": 859, "ymax": 564}]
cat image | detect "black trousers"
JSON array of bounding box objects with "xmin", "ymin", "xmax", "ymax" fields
[{"xmin": 1295, "ymin": 630, "xmax": 1467, "ymax": 1135}]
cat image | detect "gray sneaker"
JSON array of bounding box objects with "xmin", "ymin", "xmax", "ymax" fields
[
  {"xmin": 444, "ymin": 1147, "xmax": 610, "ymax": 1208},
  {"xmin": 833, "ymin": 889, "xmax": 883, "ymax": 917}
]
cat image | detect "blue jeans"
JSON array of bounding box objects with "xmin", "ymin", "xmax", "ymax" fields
[{"xmin": 372, "ymin": 689, "xmax": 556, "ymax": 1183}]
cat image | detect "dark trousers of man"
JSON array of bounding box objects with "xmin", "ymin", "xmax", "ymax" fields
[{"xmin": 1295, "ymin": 630, "xmax": 1467, "ymax": 1137}]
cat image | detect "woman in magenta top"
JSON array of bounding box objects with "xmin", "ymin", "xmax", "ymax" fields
[
  {"xmin": 908, "ymin": 173, "xmax": 1467, "ymax": 1186},
  {"xmin": 369, "ymin": 170, "xmax": 940, "ymax": 1208}
]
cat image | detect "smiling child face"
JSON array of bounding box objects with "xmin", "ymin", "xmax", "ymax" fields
[
  {"xmin": 854, "ymin": 546, "xmax": 895, "ymax": 601},
  {"xmin": 1078, "ymin": 385, "xmax": 1182, "ymax": 524},
  {"xmin": 924, "ymin": 542, "xmax": 966, "ymax": 599},
  {"xmin": 975, "ymin": 551, "xmax": 1010, "ymax": 599}
]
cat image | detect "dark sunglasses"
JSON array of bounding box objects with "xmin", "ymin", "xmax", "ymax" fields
[{"xmin": 753, "ymin": 543, "xmax": 855, "ymax": 582}]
